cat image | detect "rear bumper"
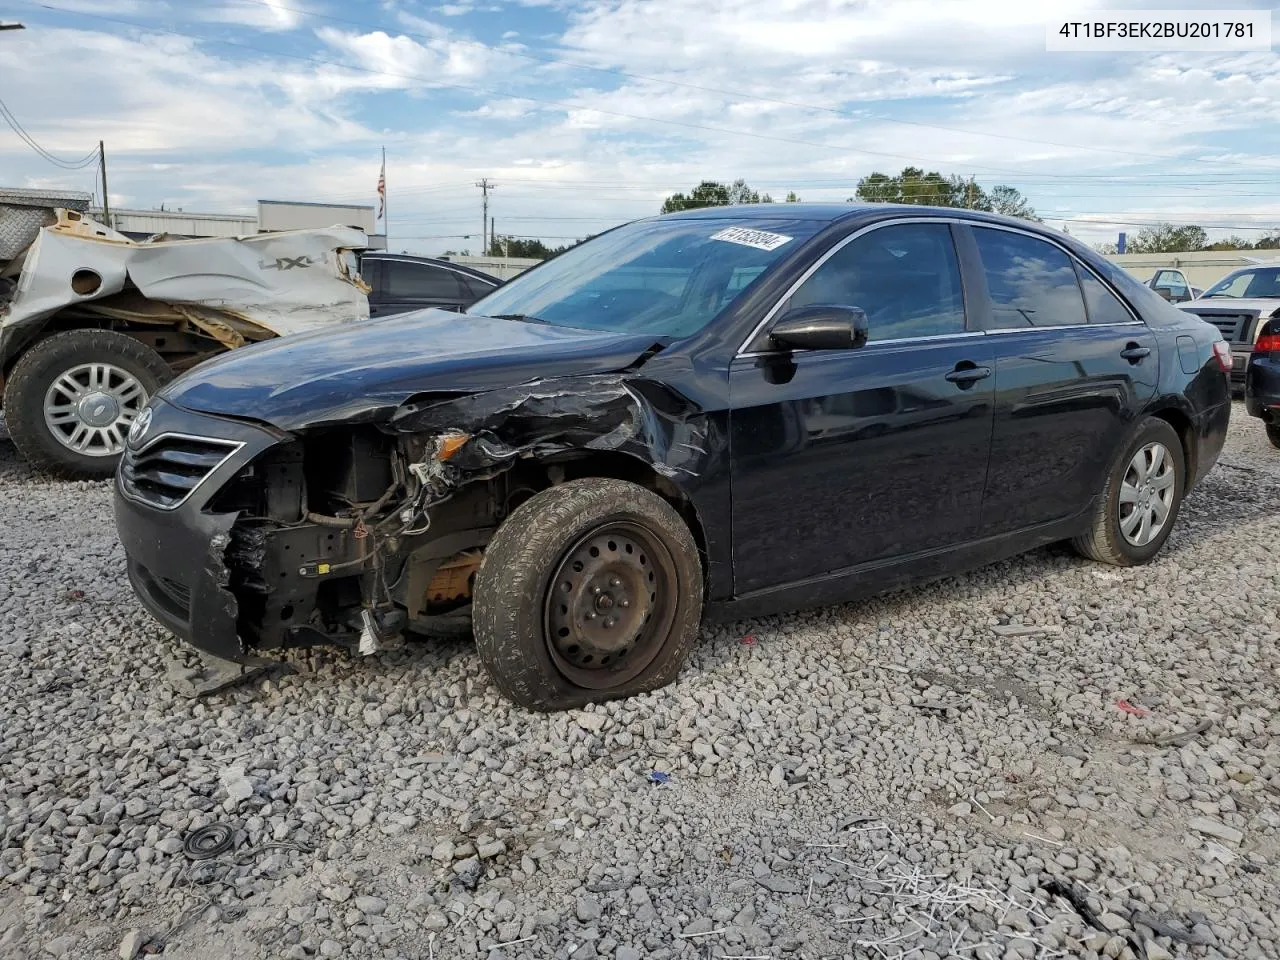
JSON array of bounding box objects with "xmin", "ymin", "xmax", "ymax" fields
[
  {"xmin": 1191, "ymin": 399, "xmax": 1230, "ymax": 489},
  {"xmin": 1245, "ymin": 356, "xmax": 1280, "ymax": 420}
]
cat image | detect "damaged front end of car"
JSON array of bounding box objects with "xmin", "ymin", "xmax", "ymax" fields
[{"xmin": 117, "ymin": 372, "xmax": 711, "ymax": 671}]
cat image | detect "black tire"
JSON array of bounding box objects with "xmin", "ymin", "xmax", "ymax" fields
[
  {"xmin": 473, "ymin": 478, "xmax": 703, "ymax": 711},
  {"xmin": 1072, "ymin": 416, "xmax": 1184, "ymax": 566},
  {"xmin": 1267, "ymin": 423, "xmax": 1280, "ymax": 450},
  {"xmin": 2, "ymin": 330, "xmax": 171, "ymax": 480},
  {"xmin": 408, "ymin": 608, "xmax": 475, "ymax": 639}
]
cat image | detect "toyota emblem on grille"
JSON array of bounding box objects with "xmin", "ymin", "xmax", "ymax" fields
[{"xmin": 128, "ymin": 407, "xmax": 153, "ymax": 446}]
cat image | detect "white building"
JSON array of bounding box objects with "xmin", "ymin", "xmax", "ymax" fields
[{"xmin": 92, "ymin": 199, "xmax": 387, "ymax": 249}]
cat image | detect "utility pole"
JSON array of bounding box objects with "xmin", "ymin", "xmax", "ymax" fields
[
  {"xmin": 475, "ymin": 178, "xmax": 495, "ymax": 254},
  {"xmin": 98, "ymin": 141, "xmax": 110, "ymax": 228}
]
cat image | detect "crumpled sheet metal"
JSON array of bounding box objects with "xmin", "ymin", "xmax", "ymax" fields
[
  {"xmin": 1, "ymin": 210, "xmax": 370, "ymax": 341},
  {"xmin": 389, "ymin": 374, "xmax": 710, "ymax": 480}
]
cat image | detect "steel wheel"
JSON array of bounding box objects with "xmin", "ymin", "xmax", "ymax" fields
[
  {"xmin": 1118, "ymin": 441, "xmax": 1175, "ymax": 547},
  {"xmin": 543, "ymin": 521, "xmax": 679, "ymax": 690},
  {"xmin": 42, "ymin": 362, "xmax": 148, "ymax": 457}
]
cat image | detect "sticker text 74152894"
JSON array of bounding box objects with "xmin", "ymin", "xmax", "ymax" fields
[{"xmin": 709, "ymin": 227, "xmax": 793, "ymax": 252}]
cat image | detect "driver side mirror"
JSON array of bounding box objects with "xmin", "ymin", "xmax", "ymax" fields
[{"xmin": 769, "ymin": 304, "xmax": 869, "ymax": 351}]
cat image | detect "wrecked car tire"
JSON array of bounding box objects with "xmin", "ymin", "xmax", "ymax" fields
[
  {"xmin": 1072, "ymin": 416, "xmax": 1184, "ymax": 566},
  {"xmin": 473, "ymin": 478, "xmax": 703, "ymax": 711},
  {"xmin": 4, "ymin": 330, "xmax": 170, "ymax": 480}
]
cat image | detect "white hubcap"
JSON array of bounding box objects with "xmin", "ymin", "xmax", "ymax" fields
[{"xmin": 43, "ymin": 362, "xmax": 147, "ymax": 457}]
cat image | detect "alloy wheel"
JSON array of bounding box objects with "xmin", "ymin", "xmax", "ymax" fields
[
  {"xmin": 42, "ymin": 362, "xmax": 148, "ymax": 457},
  {"xmin": 1118, "ymin": 441, "xmax": 1175, "ymax": 547}
]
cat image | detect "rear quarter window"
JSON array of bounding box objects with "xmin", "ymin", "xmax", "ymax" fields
[{"xmin": 1077, "ymin": 267, "xmax": 1135, "ymax": 324}]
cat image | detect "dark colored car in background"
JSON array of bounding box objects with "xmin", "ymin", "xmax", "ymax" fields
[
  {"xmin": 360, "ymin": 252, "xmax": 501, "ymax": 316},
  {"xmin": 113, "ymin": 204, "xmax": 1232, "ymax": 710},
  {"xmin": 1245, "ymin": 316, "xmax": 1280, "ymax": 448}
]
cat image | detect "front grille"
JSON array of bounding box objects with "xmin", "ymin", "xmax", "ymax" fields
[{"xmin": 119, "ymin": 434, "xmax": 242, "ymax": 509}]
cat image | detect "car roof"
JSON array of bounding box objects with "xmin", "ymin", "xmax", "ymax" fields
[{"xmin": 655, "ymin": 201, "xmax": 1066, "ymax": 236}]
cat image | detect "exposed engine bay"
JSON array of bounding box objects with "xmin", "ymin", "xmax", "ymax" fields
[{"xmin": 197, "ymin": 375, "xmax": 709, "ymax": 659}]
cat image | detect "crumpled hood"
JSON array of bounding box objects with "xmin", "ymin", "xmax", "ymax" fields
[{"xmin": 161, "ymin": 308, "xmax": 663, "ymax": 431}]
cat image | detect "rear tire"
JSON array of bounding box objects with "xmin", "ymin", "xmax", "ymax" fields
[
  {"xmin": 1072, "ymin": 417, "xmax": 1184, "ymax": 566},
  {"xmin": 3, "ymin": 330, "xmax": 170, "ymax": 480},
  {"xmin": 473, "ymin": 478, "xmax": 703, "ymax": 711},
  {"xmin": 1267, "ymin": 423, "xmax": 1280, "ymax": 449}
]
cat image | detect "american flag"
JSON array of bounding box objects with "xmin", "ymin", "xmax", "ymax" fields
[{"xmin": 376, "ymin": 156, "xmax": 385, "ymax": 220}]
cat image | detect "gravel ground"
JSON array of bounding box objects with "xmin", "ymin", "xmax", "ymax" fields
[{"xmin": 1, "ymin": 406, "xmax": 1278, "ymax": 960}]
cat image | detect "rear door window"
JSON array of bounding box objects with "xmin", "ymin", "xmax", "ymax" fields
[
  {"xmin": 386, "ymin": 261, "xmax": 464, "ymax": 301},
  {"xmin": 972, "ymin": 228, "xmax": 1088, "ymax": 328},
  {"xmin": 783, "ymin": 222, "xmax": 967, "ymax": 342}
]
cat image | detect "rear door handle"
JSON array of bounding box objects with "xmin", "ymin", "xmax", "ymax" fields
[
  {"xmin": 945, "ymin": 364, "xmax": 992, "ymax": 388},
  {"xmin": 1120, "ymin": 343, "xmax": 1151, "ymax": 363}
]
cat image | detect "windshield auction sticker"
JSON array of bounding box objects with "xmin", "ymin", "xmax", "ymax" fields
[
  {"xmin": 1047, "ymin": 10, "xmax": 1269, "ymax": 51},
  {"xmin": 710, "ymin": 227, "xmax": 793, "ymax": 252}
]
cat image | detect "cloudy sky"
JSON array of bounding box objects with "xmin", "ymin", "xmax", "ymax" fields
[{"xmin": 1, "ymin": 0, "xmax": 1279, "ymax": 253}]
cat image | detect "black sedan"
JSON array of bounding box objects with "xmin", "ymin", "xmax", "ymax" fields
[
  {"xmin": 360, "ymin": 252, "xmax": 501, "ymax": 316},
  {"xmin": 113, "ymin": 205, "xmax": 1232, "ymax": 710},
  {"xmin": 1245, "ymin": 316, "xmax": 1280, "ymax": 447}
]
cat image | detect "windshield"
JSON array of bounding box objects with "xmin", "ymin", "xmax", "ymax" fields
[
  {"xmin": 1202, "ymin": 267, "xmax": 1280, "ymax": 299},
  {"xmin": 466, "ymin": 217, "xmax": 824, "ymax": 337}
]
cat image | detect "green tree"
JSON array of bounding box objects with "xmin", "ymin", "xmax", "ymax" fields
[
  {"xmin": 1254, "ymin": 232, "xmax": 1280, "ymax": 250},
  {"xmin": 850, "ymin": 167, "xmax": 1038, "ymax": 220},
  {"xmin": 1126, "ymin": 223, "xmax": 1209, "ymax": 253},
  {"xmin": 1202, "ymin": 236, "xmax": 1254, "ymax": 251},
  {"xmin": 486, "ymin": 235, "xmax": 593, "ymax": 258},
  {"xmin": 1092, "ymin": 241, "xmax": 1119, "ymax": 255},
  {"xmin": 785, "ymin": 191, "xmax": 801, "ymax": 202},
  {"xmin": 661, "ymin": 180, "xmax": 732, "ymax": 213},
  {"xmin": 985, "ymin": 184, "xmax": 1040, "ymax": 221},
  {"xmin": 660, "ymin": 179, "xmax": 776, "ymax": 213},
  {"xmin": 852, "ymin": 167, "xmax": 960, "ymax": 206}
]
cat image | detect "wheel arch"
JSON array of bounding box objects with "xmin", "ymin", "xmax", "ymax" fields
[
  {"xmin": 529, "ymin": 450, "xmax": 710, "ymax": 581},
  {"xmin": 1141, "ymin": 398, "xmax": 1197, "ymax": 487},
  {"xmin": 1, "ymin": 311, "xmax": 227, "ymax": 387}
]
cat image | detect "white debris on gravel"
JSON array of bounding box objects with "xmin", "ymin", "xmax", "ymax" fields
[{"xmin": 1, "ymin": 406, "xmax": 1278, "ymax": 960}]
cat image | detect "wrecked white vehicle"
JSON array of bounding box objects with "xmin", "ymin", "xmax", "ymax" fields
[{"xmin": 0, "ymin": 193, "xmax": 368, "ymax": 478}]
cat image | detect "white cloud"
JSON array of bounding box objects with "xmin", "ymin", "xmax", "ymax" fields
[
  {"xmin": 315, "ymin": 26, "xmax": 514, "ymax": 84},
  {"xmin": 198, "ymin": 0, "xmax": 308, "ymax": 31},
  {"xmin": 6, "ymin": 1, "xmax": 1280, "ymax": 258}
]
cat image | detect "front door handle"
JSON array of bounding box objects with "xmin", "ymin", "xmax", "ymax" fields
[
  {"xmin": 1120, "ymin": 343, "xmax": 1151, "ymax": 363},
  {"xmin": 945, "ymin": 363, "xmax": 992, "ymax": 388}
]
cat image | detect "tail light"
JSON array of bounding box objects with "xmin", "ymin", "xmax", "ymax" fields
[
  {"xmin": 1211, "ymin": 340, "xmax": 1232, "ymax": 372},
  {"xmin": 1253, "ymin": 335, "xmax": 1280, "ymax": 354}
]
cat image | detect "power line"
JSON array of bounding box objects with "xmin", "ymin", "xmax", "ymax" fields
[
  {"xmin": 30, "ymin": 1, "xmax": 1241, "ymax": 183},
  {"xmin": 0, "ymin": 93, "xmax": 99, "ymax": 169},
  {"xmin": 179, "ymin": 0, "xmax": 1280, "ymax": 172}
]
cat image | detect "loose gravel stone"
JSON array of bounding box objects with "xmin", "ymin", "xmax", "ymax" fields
[{"xmin": 1, "ymin": 410, "xmax": 1278, "ymax": 959}]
